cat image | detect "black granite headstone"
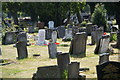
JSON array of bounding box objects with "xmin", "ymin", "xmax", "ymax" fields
[
  {"xmin": 16, "ymin": 41, "xmax": 28, "ymax": 59},
  {"xmin": 96, "ymin": 61, "xmax": 120, "ymax": 80},
  {"xmin": 32, "ymin": 65, "xmax": 61, "ymax": 79},
  {"xmin": 57, "ymin": 26, "xmax": 65, "ymax": 38}
]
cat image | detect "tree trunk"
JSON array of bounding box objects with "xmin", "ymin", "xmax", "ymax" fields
[
  {"xmin": 12, "ymin": 12, "xmax": 18, "ymax": 25},
  {"xmin": 76, "ymin": 11, "xmax": 82, "ymax": 23}
]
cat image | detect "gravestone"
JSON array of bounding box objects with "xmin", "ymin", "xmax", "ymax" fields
[
  {"xmin": 91, "ymin": 25, "xmax": 97, "ymax": 45},
  {"xmin": 57, "ymin": 26, "xmax": 65, "ymax": 38},
  {"xmin": 95, "ymin": 35, "xmax": 110, "ymax": 54},
  {"xmin": 45, "ymin": 29, "xmax": 53, "ymax": 40},
  {"xmin": 51, "ymin": 30, "xmax": 57, "ymax": 43},
  {"xmin": 37, "ymin": 29, "xmax": 45, "ymax": 45},
  {"xmin": 68, "ymin": 62, "xmax": 80, "ymax": 78},
  {"xmin": 37, "ymin": 21, "xmax": 44, "ymax": 29},
  {"xmin": 95, "ymin": 27, "xmax": 104, "ymax": 46},
  {"xmin": 17, "ymin": 32, "xmax": 27, "ymax": 43},
  {"xmin": 28, "ymin": 26, "xmax": 34, "ymax": 33},
  {"xmin": 96, "ymin": 61, "xmax": 120, "ymax": 80},
  {"xmin": 48, "ymin": 21, "xmax": 54, "ymax": 29},
  {"xmin": 32, "ymin": 65, "xmax": 61, "ymax": 79},
  {"xmin": 48, "ymin": 42, "xmax": 57, "ymax": 59},
  {"xmin": 86, "ymin": 23, "xmax": 93, "ymax": 36},
  {"xmin": 57, "ymin": 52, "xmax": 70, "ymax": 77},
  {"xmin": 99, "ymin": 53, "xmax": 110, "ymax": 64},
  {"xmin": 16, "ymin": 41, "xmax": 28, "ymax": 59},
  {"xmin": 3, "ymin": 32, "xmax": 16, "ymax": 45},
  {"xmin": 63, "ymin": 28, "xmax": 73, "ymax": 40},
  {"xmin": 69, "ymin": 32, "xmax": 87, "ymax": 57}
]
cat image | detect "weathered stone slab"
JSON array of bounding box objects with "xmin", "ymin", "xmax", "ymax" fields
[
  {"xmin": 16, "ymin": 42, "xmax": 28, "ymax": 59},
  {"xmin": 68, "ymin": 62, "xmax": 80, "ymax": 78},
  {"xmin": 96, "ymin": 61, "xmax": 120, "ymax": 80},
  {"xmin": 69, "ymin": 32, "xmax": 87, "ymax": 57},
  {"xmin": 33, "ymin": 65, "xmax": 61, "ymax": 79},
  {"xmin": 99, "ymin": 53, "xmax": 110, "ymax": 64},
  {"xmin": 48, "ymin": 43, "xmax": 57, "ymax": 59}
]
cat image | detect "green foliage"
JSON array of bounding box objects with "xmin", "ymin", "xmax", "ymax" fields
[
  {"xmin": 111, "ymin": 33, "xmax": 117, "ymax": 41},
  {"xmin": 61, "ymin": 69, "xmax": 68, "ymax": 79},
  {"xmin": 81, "ymin": 21, "xmax": 87, "ymax": 27},
  {"xmin": 91, "ymin": 3, "xmax": 107, "ymax": 28}
]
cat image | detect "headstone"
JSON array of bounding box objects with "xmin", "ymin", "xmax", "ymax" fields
[
  {"xmin": 48, "ymin": 21, "xmax": 54, "ymax": 29},
  {"xmin": 37, "ymin": 21, "xmax": 44, "ymax": 29},
  {"xmin": 45, "ymin": 29, "xmax": 53, "ymax": 40},
  {"xmin": 69, "ymin": 32, "xmax": 87, "ymax": 57},
  {"xmin": 68, "ymin": 62, "xmax": 80, "ymax": 78},
  {"xmin": 32, "ymin": 65, "xmax": 61, "ymax": 79},
  {"xmin": 63, "ymin": 28, "xmax": 73, "ymax": 40},
  {"xmin": 96, "ymin": 61, "xmax": 120, "ymax": 80},
  {"xmin": 86, "ymin": 23, "xmax": 93, "ymax": 36},
  {"xmin": 57, "ymin": 26, "xmax": 65, "ymax": 38},
  {"xmin": 28, "ymin": 26, "xmax": 34, "ymax": 33},
  {"xmin": 99, "ymin": 53, "xmax": 110, "ymax": 64},
  {"xmin": 51, "ymin": 30, "xmax": 57, "ymax": 43},
  {"xmin": 37, "ymin": 29, "xmax": 45, "ymax": 45},
  {"xmin": 16, "ymin": 41, "xmax": 28, "ymax": 59},
  {"xmin": 91, "ymin": 25, "xmax": 97, "ymax": 45},
  {"xmin": 48, "ymin": 43, "xmax": 57, "ymax": 59},
  {"xmin": 95, "ymin": 35, "xmax": 110, "ymax": 54},
  {"xmin": 3, "ymin": 32, "xmax": 16, "ymax": 45},
  {"xmin": 95, "ymin": 27, "xmax": 104, "ymax": 46},
  {"xmin": 57, "ymin": 52, "xmax": 70, "ymax": 77},
  {"xmin": 17, "ymin": 32, "xmax": 27, "ymax": 43}
]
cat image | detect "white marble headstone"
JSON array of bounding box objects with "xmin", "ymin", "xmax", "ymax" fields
[
  {"xmin": 48, "ymin": 21, "xmax": 54, "ymax": 29},
  {"xmin": 52, "ymin": 31, "xmax": 57, "ymax": 43},
  {"xmin": 37, "ymin": 29, "xmax": 45, "ymax": 45},
  {"xmin": 65, "ymin": 28, "xmax": 73, "ymax": 39}
]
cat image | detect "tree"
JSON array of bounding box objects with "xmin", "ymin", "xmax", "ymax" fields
[
  {"xmin": 2, "ymin": 2, "xmax": 23, "ymax": 25},
  {"xmin": 91, "ymin": 3, "xmax": 107, "ymax": 31}
]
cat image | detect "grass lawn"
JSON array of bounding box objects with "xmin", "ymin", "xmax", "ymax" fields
[{"xmin": 0, "ymin": 34, "xmax": 119, "ymax": 78}]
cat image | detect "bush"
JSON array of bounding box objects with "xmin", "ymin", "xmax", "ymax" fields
[{"xmin": 91, "ymin": 3, "xmax": 107, "ymax": 31}]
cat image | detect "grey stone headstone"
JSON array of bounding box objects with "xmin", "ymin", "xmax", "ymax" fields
[
  {"xmin": 86, "ymin": 23, "xmax": 93, "ymax": 36},
  {"xmin": 69, "ymin": 32, "xmax": 87, "ymax": 57},
  {"xmin": 3, "ymin": 32, "xmax": 16, "ymax": 45},
  {"xmin": 64, "ymin": 28, "xmax": 73, "ymax": 40},
  {"xmin": 45, "ymin": 29, "xmax": 53, "ymax": 40},
  {"xmin": 96, "ymin": 61, "xmax": 120, "ymax": 80},
  {"xmin": 16, "ymin": 42, "xmax": 28, "ymax": 59},
  {"xmin": 57, "ymin": 26, "xmax": 65, "ymax": 38},
  {"xmin": 95, "ymin": 35, "xmax": 110, "ymax": 54},
  {"xmin": 91, "ymin": 25, "xmax": 98, "ymax": 45},
  {"xmin": 68, "ymin": 62, "xmax": 80, "ymax": 78},
  {"xmin": 48, "ymin": 43, "xmax": 57, "ymax": 59},
  {"xmin": 57, "ymin": 52, "xmax": 70, "ymax": 77},
  {"xmin": 28, "ymin": 26, "xmax": 34, "ymax": 33},
  {"xmin": 17, "ymin": 32, "xmax": 27, "ymax": 43},
  {"xmin": 99, "ymin": 53, "xmax": 110, "ymax": 64},
  {"xmin": 33, "ymin": 65, "xmax": 61, "ymax": 79},
  {"xmin": 51, "ymin": 31, "xmax": 57, "ymax": 43},
  {"xmin": 99, "ymin": 35, "xmax": 110, "ymax": 54}
]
